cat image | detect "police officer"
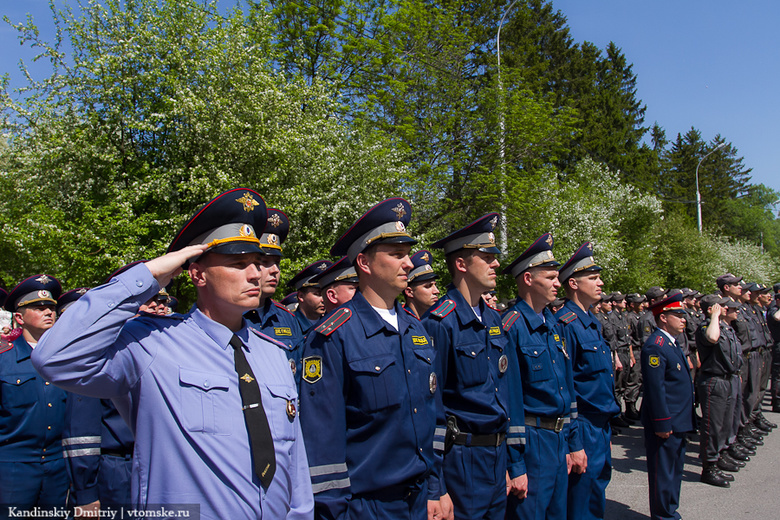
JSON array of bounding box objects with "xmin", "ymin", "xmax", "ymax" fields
[
  {"xmin": 299, "ymin": 198, "xmax": 444, "ymax": 520},
  {"xmin": 638, "ymin": 287, "xmax": 666, "ymax": 348},
  {"xmin": 696, "ymin": 295, "xmax": 744, "ymax": 488},
  {"xmin": 1, "ymin": 275, "xmax": 69, "ymax": 514},
  {"xmin": 287, "ymin": 260, "xmax": 333, "ymax": 333},
  {"xmin": 308, "ymin": 256, "xmax": 360, "ymax": 315},
  {"xmin": 422, "ymin": 213, "xmax": 509, "ymax": 519},
  {"xmin": 607, "ymin": 292, "xmax": 634, "ymax": 426},
  {"xmin": 640, "ymin": 293, "xmax": 695, "ymax": 520},
  {"xmin": 245, "ymin": 208, "xmax": 306, "ymax": 381},
  {"xmin": 403, "ymin": 250, "xmax": 440, "ymax": 319},
  {"xmin": 555, "ymin": 242, "xmax": 620, "ymax": 520},
  {"xmin": 624, "ymin": 293, "xmax": 645, "ymax": 421},
  {"xmin": 768, "ymin": 285, "xmax": 780, "ymax": 412},
  {"xmin": 33, "ymin": 188, "xmax": 314, "ymax": 518},
  {"xmin": 746, "ymin": 283, "xmax": 776, "ymax": 432},
  {"xmin": 501, "ymin": 233, "xmax": 583, "ymax": 520}
]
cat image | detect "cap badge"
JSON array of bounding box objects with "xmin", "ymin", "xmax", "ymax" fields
[
  {"xmin": 317, "ymin": 263, "xmax": 328, "ymax": 271},
  {"xmin": 240, "ymin": 373, "xmax": 255, "ymax": 383},
  {"xmin": 488, "ymin": 232, "xmax": 495, "ymax": 244},
  {"xmin": 421, "ymin": 252, "xmax": 430, "ymax": 262},
  {"xmin": 236, "ymin": 192, "xmax": 260, "ymax": 212},
  {"xmin": 239, "ymin": 224, "xmax": 255, "ymax": 238},
  {"xmin": 266, "ymin": 234, "xmax": 279, "ymax": 245},
  {"xmin": 77, "ymin": 288, "xmax": 88, "ymax": 295},
  {"xmin": 391, "ymin": 203, "xmax": 407, "ymax": 220},
  {"xmin": 37, "ymin": 290, "xmax": 51, "ymax": 299},
  {"xmin": 36, "ymin": 275, "xmax": 51, "ymax": 284},
  {"xmin": 489, "ymin": 216, "xmax": 498, "ymax": 230},
  {"xmin": 423, "ymin": 265, "xmax": 432, "ymax": 272},
  {"xmin": 395, "ymin": 221, "xmax": 406, "ymax": 233},
  {"xmin": 586, "ymin": 243, "xmax": 593, "ymax": 251},
  {"xmin": 545, "ymin": 235, "xmax": 553, "ymax": 246},
  {"xmin": 267, "ymin": 213, "xmax": 282, "ymax": 228}
]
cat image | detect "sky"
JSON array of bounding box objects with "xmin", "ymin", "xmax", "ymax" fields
[{"xmin": 2, "ymin": 0, "xmax": 779, "ymax": 194}]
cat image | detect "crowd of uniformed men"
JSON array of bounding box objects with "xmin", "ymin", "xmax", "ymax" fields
[{"xmin": 1, "ymin": 188, "xmax": 779, "ymax": 520}]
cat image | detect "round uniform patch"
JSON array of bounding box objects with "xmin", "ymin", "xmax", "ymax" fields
[
  {"xmin": 498, "ymin": 354, "xmax": 509, "ymax": 374},
  {"xmin": 649, "ymin": 355, "xmax": 660, "ymax": 367},
  {"xmin": 289, "ymin": 358, "xmax": 297, "ymax": 375},
  {"xmin": 429, "ymin": 372, "xmax": 437, "ymax": 394}
]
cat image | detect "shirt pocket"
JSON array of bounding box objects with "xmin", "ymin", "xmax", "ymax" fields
[
  {"xmin": 179, "ymin": 368, "xmax": 231, "ymax": 435},
  {"xmin": 412, "ymin": 346, "xmax": 437, "ymax": 400},
  {"xmin": 453, "ymin": 343, "xmax": 489, "ymax": 388},
  {"xmin": 265, "ymin": 383, "xmax": 298, "ymax": 441},
  {"xmin": 348, "ymin": 354, "xmax": 403, "ymax": 412},
  {"xmin": 580, "ymin": 341, "xmax": 611, "ymax": 373},
  {"xmin": 0, "ymin": 373, "xmax": 37, "ymax": 409},
  {"xmin": 519, "ymin": 346, "xmax": 553, "ymax": 383}
]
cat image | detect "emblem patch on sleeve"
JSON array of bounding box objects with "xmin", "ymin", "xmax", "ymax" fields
[
  {"xmin": 303, "ymin": 356, "xmax": 322, "ymax": 383},
  {"xmin": 649, "ymin": 355, "xmax": 660, "ymax": 367}
]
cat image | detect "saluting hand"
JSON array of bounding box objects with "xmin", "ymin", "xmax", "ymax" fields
[{"xmin": 145, "ymin": 244, "xmax": 208, "ymax": 288}]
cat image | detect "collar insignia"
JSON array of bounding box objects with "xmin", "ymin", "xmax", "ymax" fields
[{"xmin": 236, "ymin": 193, "xmax": 260, "ymax": 212}]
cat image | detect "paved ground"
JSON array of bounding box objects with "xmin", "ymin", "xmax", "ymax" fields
[{"xmin": 606, "ymin": 400, "xmax": 780, "ymax": 519}]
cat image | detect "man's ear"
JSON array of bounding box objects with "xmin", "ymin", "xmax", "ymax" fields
[{"xmin": 189, "ymin": 261, "xmax": 207, "ymax": 289}]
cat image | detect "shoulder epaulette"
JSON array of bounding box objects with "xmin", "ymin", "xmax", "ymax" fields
[
  {"xmin": 0, "ymin": 339, "xmax": 13, "ymax": 354},
  {"xmin": 558, "ymin": 311, "xmax": 577, "ymax": 324},
  {"xmin": 502, "ymin": 311, "xmax": 520, "ymax": 332},
  {"xmin": 429, "ymin": 300, "xmax": 456, "ymax": 319},
  {"xmin": 403, "ymin": 306, "xmax": 419, "ymax": 320},
  {"xmin": 655, "ymin": 334, "xmax": 665, "ymax": 347},
  {"xmin": 315, "ymin": 308, "xmax": 352, "ymax": 336},
  {"xmin": 249, "ymin": 327, "xmax": 287, "ymax": 348},
  {"xmin": 273, "ymin": 300, "xmax": 295, "ymax": 316}
]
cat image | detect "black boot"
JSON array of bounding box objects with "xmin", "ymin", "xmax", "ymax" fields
[
  {"xmin": 727, "ymin": 445, "xmax": 750, "ymax": 461},
  {"xmin": 624, "ymin": 402, "xmax": 640, "ymax": 421},
  {"xmin": 701, "ymin": 464, "xmax": 731, "ymax": 487},
  {"xmin": 720, "ymin": 452, "xmax": 746, "ymax": 468},
  {"xmin": 758, "ymin": 413, "xmax": 777, "ymax": 430},
  {"xmin": 717, "ymin": 456, "xmax": 741, "ymax": 472}
]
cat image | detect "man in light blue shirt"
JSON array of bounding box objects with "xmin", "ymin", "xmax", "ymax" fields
[{"xmin": 32, "ymin": 188, "xmax": 313, "ymax": 520}]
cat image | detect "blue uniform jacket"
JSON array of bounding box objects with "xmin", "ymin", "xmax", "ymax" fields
[
  {"xmin": 300, "ymin": 290, "xmax": 444, "ymax": 518},
  {"xmin": 31, "ymin": 264, "xmax": 313, "ymax": 520},
  {"xmin": 640, "ymin": 329, "xmax": 696, "ymax": 434},
  {"xmin": 62, "ymin": 394, "xmax": 135, "ymax": 505},
  {"xmin": 556, "ymin": 300, "xmax": 620, "ymax": 424},
  {"xmin": 294, "ymin": 307, "xmax": 316, "ymax": 336},
  {"xmin": 0, "ymin": 335, "xmax": 68, "ymax": 462},
  {"xmin": 246, "ymin": 298, "xmax": 305, "ymax": 383},
  {"xmin": 503, "ymin": 299, "xmax": 581, "ymax": 478},
  {"xmin": 422, "ymin": 286, "xmax": 510, "ymax": 436}
]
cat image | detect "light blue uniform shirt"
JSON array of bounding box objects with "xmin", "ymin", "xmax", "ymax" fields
[{"xmin": 32, "ymin": 264, "xmax": 313, "ymax": 520}]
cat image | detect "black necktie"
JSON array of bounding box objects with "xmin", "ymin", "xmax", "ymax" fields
[{"xmin": 229, "ymin": 334, "xmax": 276, "ymax": 488}]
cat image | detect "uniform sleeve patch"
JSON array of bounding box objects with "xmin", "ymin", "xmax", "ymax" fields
[
  {"xmin": 429, "ymin": 300, "xmax": 456, "ymax": 319},
  {"xmin": 649, "ymin": 355, "xmax": 660, "ymax": 367},
  {"xmin": 558, "ymin": 311, "xmax": 577, "ymax": 324},
  {"xmin": 315, "ymin": 308, "xmax": 352, "ymax": 336},
  {"xmin": 501, "ymin": 310, "xmax": 520, "ymax": 331},
  {"xmin": 303, "ymin": 356, "xmax": 322, "ymax": 383}
]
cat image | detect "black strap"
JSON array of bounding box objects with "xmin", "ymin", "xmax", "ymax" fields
[{"xmin": 230, "ymin": 334, "xmax": 276, "ymax": 488}]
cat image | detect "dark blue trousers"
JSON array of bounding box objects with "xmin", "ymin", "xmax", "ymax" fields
[
  {"xmin": 0, "ymin": 459, "xmax": 68, "ymax": 518},
  {"xmin": 567, "ymin": 419, "xmax": 611, "ymax": 520},
  {"xmin": 644, "ymin": 430, "xmax": 686, "ymax": 520},
  {"xmin": 444, "ymin": 444, "xmax": 506, "ymax": 519}
]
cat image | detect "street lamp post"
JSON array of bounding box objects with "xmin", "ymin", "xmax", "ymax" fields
[
  {"xmin": 695, "ymin": 142, "xmax": 726, "ymax": 234},
  {"xmin": 496, "ymin": 0, "xmax": 520, "ymax": 250}
]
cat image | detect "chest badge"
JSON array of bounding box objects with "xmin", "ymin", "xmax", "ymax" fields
[
  {"xmin": 498, "ymin": 354, "xmax": 509, "ymax": 374},
  {"xmin": 289, "ymin": 359, "xmax": 297, "ymax": 375},
  {"xmin": 303, "ymin": 356, "xmax": 322, "ymax": 384},
  {"xmin": 240, "ymin": 373, "xmax": 254, "ymax": 384},
  {"xmin": 429, "ymin": 372, "xmax": 437, "ymax": 394},
  {"xmin": 677, "ymin": 363, "xmax": 681, "ymax": 371},
  {"xmin": 286, "ymin": 399, "xmax": 297, "ymax": 419}
]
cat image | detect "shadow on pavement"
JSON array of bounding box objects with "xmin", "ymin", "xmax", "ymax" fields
[{"xmin": 605, "ymin": 498, "xmax": 650, "ymax": 519}]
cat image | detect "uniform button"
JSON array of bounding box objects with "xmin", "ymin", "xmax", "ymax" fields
[
  {"xmin": 495, "ymin": 388, "xmax": 498, "ymax": 392},
  {"xmin": 108, "ymin": 302, "xmax": 115, "ymax": 307},
  {"xmin": 48, "ymin": 403, "xmax": 52, "ymax": 407},
  {"xmin": 419, "ymin": 448, "xmax": 423, "ymax": 452},
  {"xmin": 408, "ymin": 369, "xmax": 411, "ymax": 374},
  {"xmin": 560, "ymin": 387, "xmax": 563, "ymax": 390},
  {"xmin": 204, "ymin": 381, "xmax": 210, "ymax": 388},
  {"xmin": 45, "ymin": 381, "xmax": 50, "ymax": 385},
  {"xmin": 43, "ymin": 448, "xmax": 46, "ymax": 452},
  {"xmin": 471, "ymin": 351, "xmax": 476, "ymax": 356},
  {"xmin": 552, "ymin": 360, "xmax": 556, "ymax": 364},
  {"xmin": 136, "ymin": 280, "xmax": 144, "ymax": 287},
  {"xmin": 414, "ymin": 408, "xmax": 417, "ymax": 413},
  {"xmin": 427, "ymin": 357, "xmax": 431, "ymax": 362},
  {"xmin": 534, "ymin": 350, "xmax": 537, "ymax": 355},
  {"xmin": 16, "ymin": 379, "xmax": 20, "ymax": 384},
  {"xmin": 375, "ymin": 366, "xmax": 381, "ymax": 372},
  {"xmin": 48, "ymin": 426, "xmax": 51, "ymax": 430}
]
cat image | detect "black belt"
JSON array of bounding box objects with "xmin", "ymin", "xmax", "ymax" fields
[
  {"xmin": 354, "ymin": 477, "xmax": 425, "ymax": 501},
  {"xmin": 101, "ymin": 447, "xmax": 133, "ymax": 459},
  {"xmin": 525, "ymin": 413, "xmax": 568, "ymax": 433},
  {"xmin": 452, "ymin": 431, "xmax": 506, "ymax": 447}
]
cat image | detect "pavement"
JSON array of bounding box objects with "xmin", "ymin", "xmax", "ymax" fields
[{"xmin": 606, "ymin": 400, "xmax": 780, "ymax": 519}]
